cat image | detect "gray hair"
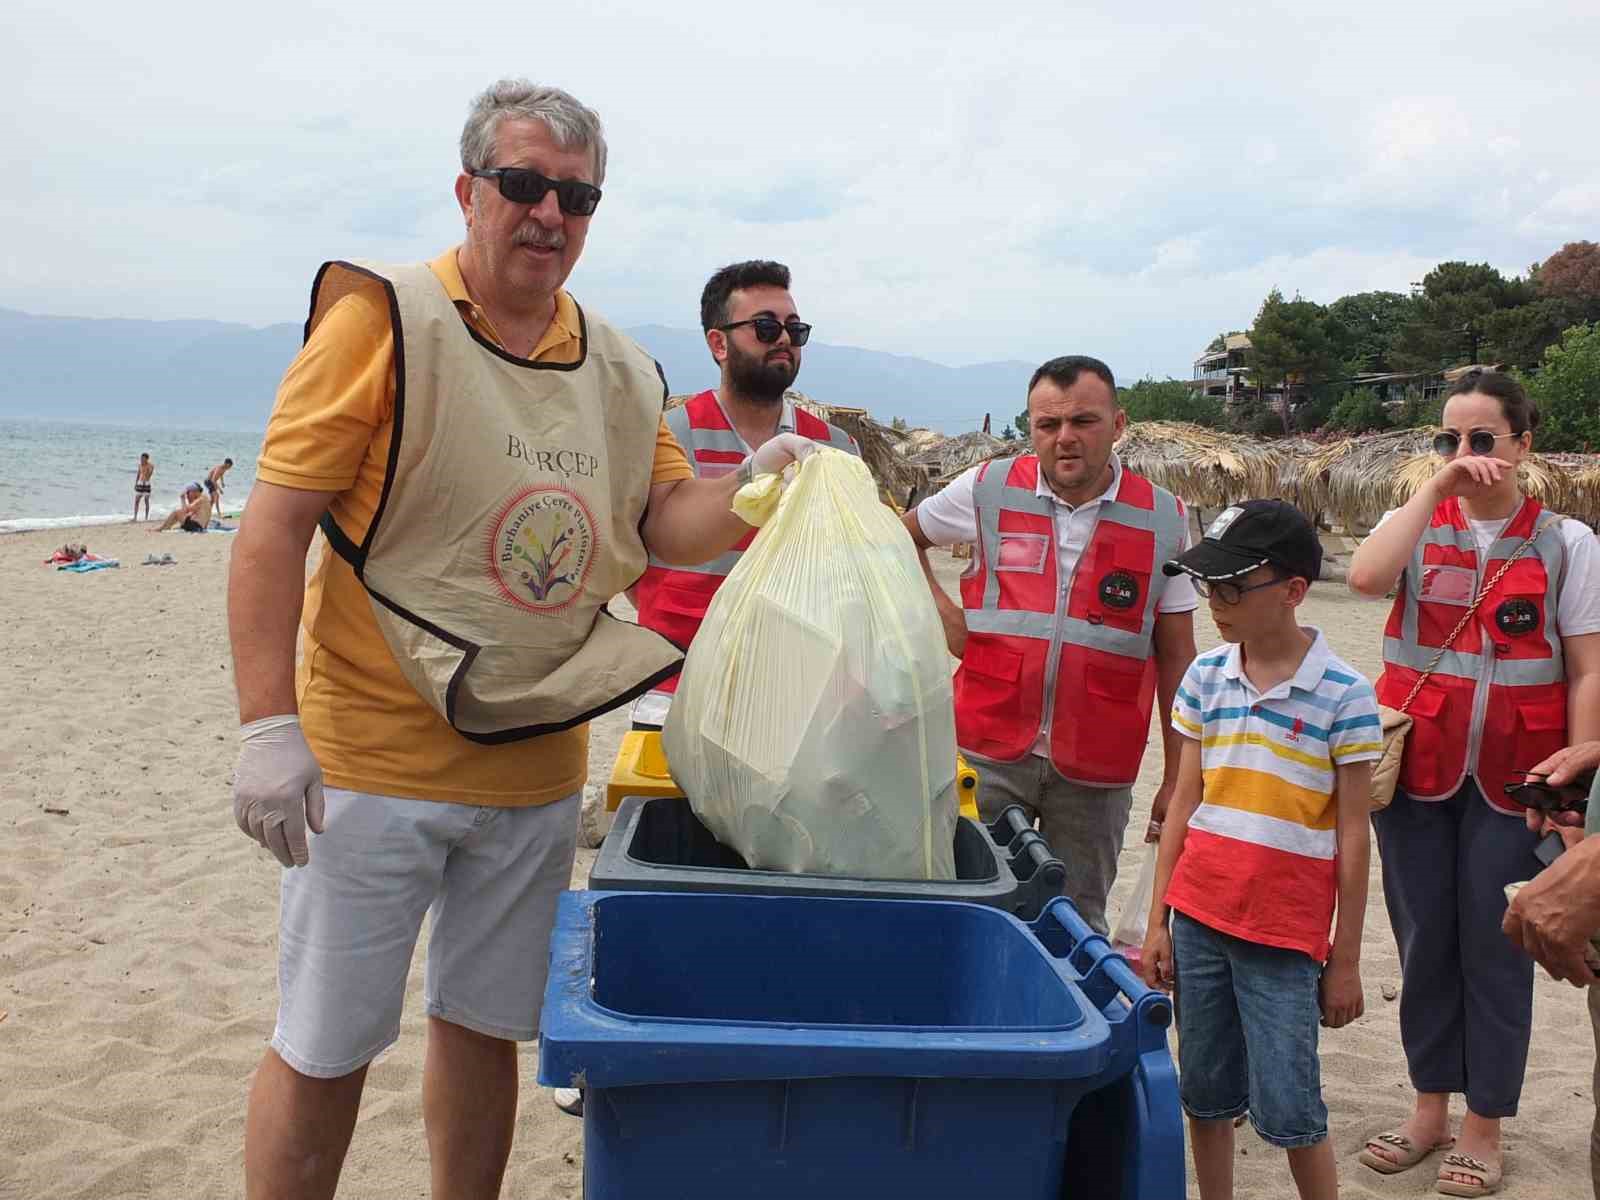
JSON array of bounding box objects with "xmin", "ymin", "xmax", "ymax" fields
[{"xmin": 459, "ymin": 79, "xmax": 608, "ymax": 186}]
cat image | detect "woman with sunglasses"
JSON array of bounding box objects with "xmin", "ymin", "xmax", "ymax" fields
[{"xmin": 1348, "ymin": 370, "xmax": 1600, "ymax": 1195}]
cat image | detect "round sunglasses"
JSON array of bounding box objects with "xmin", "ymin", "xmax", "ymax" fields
[
  {"xmin": 468, "ymin": 167, "xmax": 602, "ymax": 216},
  {"xmin": 1432, "ymin": 429, "xmax": 1519, "ymax": 457},
  {"xmin": 716, "ymin": 317, "xmax": 812, "ymax": 347}
]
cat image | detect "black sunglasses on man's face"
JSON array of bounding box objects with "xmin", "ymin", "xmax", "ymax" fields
[
  {"xmin": 468, "ymin": 167, "xmax": 602, "ymax": 216},
  {"xmin": 716, "ymin": 316, "xmax": 813, "ymax": 347}
]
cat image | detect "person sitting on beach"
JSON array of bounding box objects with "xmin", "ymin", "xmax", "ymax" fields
[
  {"xmin": 206, "ymin": 458, "xmax": 233, "ymax": 515},
  {"xmin": 1502, "ymin": 739, "xmax": 1600, "ymax": 1199},
  {"xmin": 133, "ymin": 452, "xmax": 154, "ymax": 521},
  {"xmin": 1143, "ymin": 500, "xmax": 1378, "ymax": 1200},
  {"xmin": 155, "ymin": 483, "xmax": 212, "ymax": 532},
  {"xmin": 1347, "ymin": 369, "xmax": 1600, "ymax": 1194}
]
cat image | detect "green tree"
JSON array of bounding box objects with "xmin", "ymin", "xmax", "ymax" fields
[
  {"xmin": 1391, "ymin": 261, "xmax": 1529, "ymax": 372},
  {"xmin": 1246, "ymin": 288, "xmax": 1338, "ymax": 434},
  {"xmin": 1523, "ymin": 322, "xmax": 1600, "ymax": 452},
  {"xmin": 1118, "ymin": 377, "xmax": 1222, "ymax": 426},
  {"xmin": 1483, "ymin": 296, "xmax": 1586, "ymax": 368},
  {"xmin": 890, "ymin": 415, "xmax": 909, "ymax": 431},
  {"xmin": 1328, "ymin": 387, "xmax": 1391, "ymax": 433},
  {"xmin": 1324, "ymin": 291, "xmax": 1415, "ymax": 373}
]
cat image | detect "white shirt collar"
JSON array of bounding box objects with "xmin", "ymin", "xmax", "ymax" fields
[
  {"xmin": 1034, "ymin": 451, "xmax": 1122, "ymax": 509},
  {"xmin": 1218, "ymin": 626, "xmax": 1331, "ymax": 700}
]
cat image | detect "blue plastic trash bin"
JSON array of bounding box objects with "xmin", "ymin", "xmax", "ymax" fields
[{"xmin": 538, "ymin": 890, "xmax": 1182, "ymax": 1199}]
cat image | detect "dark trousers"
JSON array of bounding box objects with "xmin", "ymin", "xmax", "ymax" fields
[{"xmin": 1372, "ymin": 778, "xmax": 1542, "ymax": 1117}]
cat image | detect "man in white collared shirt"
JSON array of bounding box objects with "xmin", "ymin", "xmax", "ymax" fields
[{"xmin": 904, "ymin": 355, "xmax": 1198, "ymax": 932}]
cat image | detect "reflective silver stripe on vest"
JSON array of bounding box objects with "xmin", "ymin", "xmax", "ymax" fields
[
  {"xmin": 662, "ymin": 404, "xmax": 693, "ymax": 452},
  {"xmin": 655, "ymin": 548, "xmax": 745, "ymax": 578},
  {"xmin": 821, "ymin": 423, "xmax": 857, "ymax": 453},
  {"xmin": 1382, "ymin": 637, "xmax": 1566, "ymax": 687}
]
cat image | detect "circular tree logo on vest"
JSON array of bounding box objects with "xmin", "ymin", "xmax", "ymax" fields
[
  {"xmin": 488, "ymin": 485, "xmax": 597, "ymax": 614},
  {"xmin": 1495, "ymin": 597, "xmax": 1539, "ymax": 636},
  {"xmin": 1099, "ymin": 570, "xmax": 1141, "ymax": 610}
]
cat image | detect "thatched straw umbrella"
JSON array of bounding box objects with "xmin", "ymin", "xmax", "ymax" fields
[
  {"xmin": 910, "ymin": 430, "xmax": 1013, "ymax": 485},
  {"xmin": 1113, "ymin": 422, "xmax": 1288, "ymax": 511},
  {"xmin": 1292, "ymin": 428, "xmax": 1592, "ymax": 532}
]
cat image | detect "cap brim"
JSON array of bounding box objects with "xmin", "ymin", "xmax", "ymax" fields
[{"xmin": 1162, "ymin": 539, "xmax": 1271, "ymax": 582}]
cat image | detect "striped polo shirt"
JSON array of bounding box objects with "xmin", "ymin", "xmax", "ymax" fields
[{"xmin": 1164, "ymin": 628, "xmax": 1381, "ymax": 961}]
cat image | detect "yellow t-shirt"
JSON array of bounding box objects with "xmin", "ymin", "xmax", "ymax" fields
[{"xmin": 256, "ymin": 248, "xmax": 693, "ymax": 806}]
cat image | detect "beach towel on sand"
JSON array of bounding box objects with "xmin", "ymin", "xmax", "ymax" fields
[{"xmin": 57, "ymin": 558, "xmax": 120, "ymax": 572}]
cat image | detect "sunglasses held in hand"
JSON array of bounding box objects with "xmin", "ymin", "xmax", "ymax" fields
[
  {"xmin": 469, "ymin": 167, "xmax": 602, "ymax": 216},
  {"xmin": 1503, "ymin": 769, "xmax": 1595, "ymax": 814},
  {"xmin": 716, "ymin": 317, "xmax": 813, "ymax": 347},
  {"xmin": 1432, "ymin": 430, "xmax": 1519, "ymax": 457}
]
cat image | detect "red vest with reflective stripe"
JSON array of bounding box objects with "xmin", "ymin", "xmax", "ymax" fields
[
  {"xmin": 1376, "ymin": 496, "xmax": 1567, "ymax": 813},
  {"xmin": 634, "ymin": 389, "xmax": 858, "ymax": 691},
  {"xmin": 953, "ymin": 456, "xmax": 1187, "ymax": 786}
]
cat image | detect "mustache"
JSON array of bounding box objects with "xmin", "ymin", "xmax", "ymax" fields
[{"xmin": 513, "ymin": 226, "xmax": 567, "ymax": 249}]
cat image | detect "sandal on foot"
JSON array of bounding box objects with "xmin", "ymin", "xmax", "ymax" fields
[
  {"xmin": 1359, "ymin": 1130, "xmax": 1455, "ymax": 1174},
  {"xmin": 1436, "ymin": 1152, "xmax": 1501, "ymax": 1197}
]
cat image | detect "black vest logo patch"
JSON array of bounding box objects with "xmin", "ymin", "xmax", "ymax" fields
[
  {"xmin": 1099, "ymin": 570, "xmax": 1140, "ymax": 611},
  {"xmin": 1494, "ymin": 597, "xmax": 1539, "ymax": 637}
]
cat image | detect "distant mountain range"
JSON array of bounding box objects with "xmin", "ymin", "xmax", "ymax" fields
[{"xmin": 0, "ymin": 306, "xmax": 1033, "ymax": 434}]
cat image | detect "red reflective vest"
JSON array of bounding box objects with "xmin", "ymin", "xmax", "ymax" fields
[
  {"xmin": 634, "ymin": 389, "xmax": 858, "ymax": 691},
  {"xmin": 953, "ymin": 455, "xmax": 1187, "ymax": 786},
  {"xmin": 1376, "ymin": 496, "xmax": 1568, "ymax": 814}
]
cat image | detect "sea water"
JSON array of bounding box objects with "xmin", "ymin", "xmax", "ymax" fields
[{"xmin": 0, "ymin": 418, "xmax": 263, "ymax": 532}]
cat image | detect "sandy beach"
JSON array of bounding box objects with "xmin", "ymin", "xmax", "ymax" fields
[{"xmin": 1, "ymin": 520, "xmax": 1592, "ymax": 1199}]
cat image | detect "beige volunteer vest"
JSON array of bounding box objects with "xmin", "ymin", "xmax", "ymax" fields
[{"xmin": 309, "ymin": 259, "xmax": 683, "ymax": 742}]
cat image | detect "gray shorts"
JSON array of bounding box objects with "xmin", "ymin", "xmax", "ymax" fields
[{"xmin": 271, "ymin": 787, "xmax": 579, "ymax": 1078}]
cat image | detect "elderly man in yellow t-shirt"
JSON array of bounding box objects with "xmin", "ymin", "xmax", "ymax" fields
[{"xmin": 228, "ymin": 80, "xmax": 814, "ymax": 1200}]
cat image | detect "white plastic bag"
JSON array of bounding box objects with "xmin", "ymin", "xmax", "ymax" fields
[
  {"xmin": 662, "ymin": 447, "xmax": 958, "ymax": 880},
  {"xmin": 1110, "ymin": 842, "xmax": 1160, "ymax": 972}
]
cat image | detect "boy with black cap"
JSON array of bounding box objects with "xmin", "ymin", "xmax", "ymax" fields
[{"xmin": 1141, "ymin": 499, "xmax": 1382, "ymax": 1200}]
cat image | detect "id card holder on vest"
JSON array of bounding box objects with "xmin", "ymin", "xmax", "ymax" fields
[
  {"xmin": 996, "ymin": 532, "xmax": 1050, "ymax": 573},
  {"xmin": 1417, "ymin": 563, "xmax": 1475, "ymax": 606}
]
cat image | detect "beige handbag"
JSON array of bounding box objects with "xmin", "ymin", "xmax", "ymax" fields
[{"xmin": 1370, "ymin": 518, "xmax": 1556, "ymax": 811}]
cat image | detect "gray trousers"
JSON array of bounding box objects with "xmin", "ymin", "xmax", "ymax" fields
[
  {"xmin": 1371, "ymin": 778, "xmax": 1542, "ymax": 1117},
  {"xmin": 969, "ymin": 752, "xmax": 1133, "ymax": 934}
]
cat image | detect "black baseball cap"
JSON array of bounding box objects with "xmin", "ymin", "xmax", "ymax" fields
[{"xmin": 1163, "ymin": 499, "xmax": 1321, "ymax": 584}]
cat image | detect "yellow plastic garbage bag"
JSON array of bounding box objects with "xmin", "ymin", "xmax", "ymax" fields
[{"xmin": 662, "ymin": 447, "xmax": 958, "ymax": 880}]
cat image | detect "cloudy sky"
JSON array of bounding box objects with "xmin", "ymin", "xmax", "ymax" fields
[{"xmin": 7, "ymin": 0, "xmax": 1597, "ymax": 392}]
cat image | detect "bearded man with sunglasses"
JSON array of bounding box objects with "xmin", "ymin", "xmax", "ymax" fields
[
  {"xmin": 632, "ymin": 260, "xmax": 858, "ymax": 719},
  {"xmin": 902, "ymin": 355, "xmax": 1199, "ymax": 934},
  {"xmin": 228, "ymin": 80, "xmax": 812, "ymax": 1200}
]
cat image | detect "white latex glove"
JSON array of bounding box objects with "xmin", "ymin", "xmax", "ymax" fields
[
  {"xmin": 233, "ymin": 714, "xmax": 326, "ymax": 867},
  {"xmin": 747, "ymin": 432, "xmax": 817, "ymax": 478}
]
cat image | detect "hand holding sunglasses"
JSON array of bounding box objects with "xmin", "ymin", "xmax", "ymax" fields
[{"xmin": 1503, "ymin": 768, "xmax": 1595, "ymax": 814}]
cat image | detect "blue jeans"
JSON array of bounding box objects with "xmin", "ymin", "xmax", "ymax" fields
[{"xmin": 1171, "ymin": 910, "xmax": 1327, "ymax": 1148}]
